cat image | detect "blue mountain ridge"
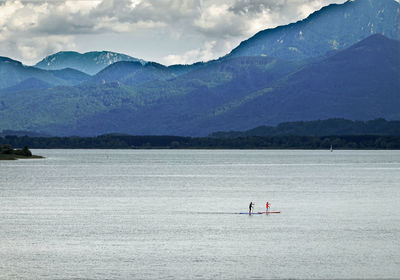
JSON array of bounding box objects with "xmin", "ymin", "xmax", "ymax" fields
[
  {"xmin": 0, "ymin": 0, "xmax": 399, "ymax": 136},
  {"xmin": 0, "ymin": 57, "xmax": 90, "ymax": 90},
  {"xmin": 89, "ymin": 61, "xmax": 177, "ymax": 87},
  {"xmin": 35, "ymin": 51, "xmax": 146, "ymax": 75},
  {"xmin": 0, "ymin": 34, "xmax": 396, "ymax": 136},
  {"xmin": 227, "ymin": 0, "xmax": 400, "ymax": 60},
  {"xmin": 190, "ymin": 34, "xmax": 400, "ymax": 135}
]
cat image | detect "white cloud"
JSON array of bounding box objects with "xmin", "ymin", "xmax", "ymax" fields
[
  {"xmin": 163, "ymin": 40, "xmax": 218, "ymax": 65},
  {"xmin": 17, "ymin": 36, "xmax": 76, "ymax": 61},
  {"xmin": 0, "ymin": 0, "xmax": 350, "ymax": 65}
]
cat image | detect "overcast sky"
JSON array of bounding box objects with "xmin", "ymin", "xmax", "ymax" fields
[{"xmin": 0, "ymin": 0, "xmax": 353, "ymax": 66}]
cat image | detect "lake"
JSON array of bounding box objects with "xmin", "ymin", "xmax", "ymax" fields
[{"xmin": 1, "ymin": 149, "xmax": 399, "ymax": 279}]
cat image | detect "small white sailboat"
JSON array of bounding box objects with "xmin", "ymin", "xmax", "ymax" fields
[{"xmin": 330, "ymin": 145, "xmax": 333, "ymax": 152}]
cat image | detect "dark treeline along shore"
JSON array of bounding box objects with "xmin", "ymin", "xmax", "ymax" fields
[
  {"xmin": 1, "ymin": 119, "xmax": 399, "ymax": 150},
  {"xmin": 1, "ymin": 135, "xmax": 399, "ymax": 150}
]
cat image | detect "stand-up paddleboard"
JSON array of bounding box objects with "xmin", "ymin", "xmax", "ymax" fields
[{"xmin": 237, "ymin": 211, "xmax": 280, "ymax": 215}]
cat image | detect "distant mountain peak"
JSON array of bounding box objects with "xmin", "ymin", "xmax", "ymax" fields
[
  {"xmin": 0, "ymin": 56, "xmax": 90, "ymax": 90},
  {"xmin": 351, "ymin": 32, "xmax": 393, "ymax": 45},
  {"xmin": 227, "ymin": 0, "xmax": 399, "ymax": 60},
  {"xmin": 0, "ymin": 56, "xmax": 23, "ymax": 66},
  {"xmin": 35, "ymin": 51, "xmax": 146, "ymax": 75},
  {"xmin": 330, "ymin": 33, "xmax": 400, "ymax": 63}
]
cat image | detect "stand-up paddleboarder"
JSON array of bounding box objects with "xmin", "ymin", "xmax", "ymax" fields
[
  {"xmin": 266, "ymin": 202, "xmax": 270, "ymax": 211},
  {"xmin": 249, "ymin": 202, "xmax": 254, "ymax": 214}
]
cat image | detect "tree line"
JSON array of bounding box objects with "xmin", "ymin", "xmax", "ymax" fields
[
  {"xmin": 211, "ymin": 118, "xmax": 400, "ymax": 138},
  {"xmin": 0, "ymin": 134, "xmax": 399, "ymax": 149}
]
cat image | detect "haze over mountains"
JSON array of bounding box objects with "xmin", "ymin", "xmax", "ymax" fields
[{"xmin": 0, "ymin": 0, "xmax": 399, "ymax": 136}]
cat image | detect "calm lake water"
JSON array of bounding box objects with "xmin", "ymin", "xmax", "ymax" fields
[{"xmin": 1, "ymin": 149, "xmax": 399, "ymax": 279}]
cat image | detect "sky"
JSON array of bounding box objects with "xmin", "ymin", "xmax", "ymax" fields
[{"xmin": 0, "ymin": 0, "xmax": 354, "ymax": 66}]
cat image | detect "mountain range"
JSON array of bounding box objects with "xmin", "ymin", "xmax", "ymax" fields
[
  {"xmin": 35, "ymin": 51, "xmax": 145, "ymax": 75},
  {"xmin": 227, "ymin": 0, "xmax": 399, "ymax": 60},
  {"xmin": 0, "ymin": 57, "xmax": 90, "ymax": 90},
  {"xmin": 0, "ymin": 0, "xmax": 399, "ymax": 137}
]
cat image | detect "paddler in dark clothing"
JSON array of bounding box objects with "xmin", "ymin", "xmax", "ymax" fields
[{"xmin": 249, "ymin": 202, "xmax": 254, "ymax": 214}]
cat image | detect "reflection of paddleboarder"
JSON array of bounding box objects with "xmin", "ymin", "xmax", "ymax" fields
[
  {"xmin": 249, "ymin": 202, "xmax": 254, "ymax": 214},
  {"xmin": 266, "ymin": 202, "xmax": 270, "ymax": 211}
]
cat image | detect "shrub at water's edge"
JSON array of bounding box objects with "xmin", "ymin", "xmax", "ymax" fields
[{"xmin": 0, "ymin": 144, "xmax": 43, "ymax": 160}]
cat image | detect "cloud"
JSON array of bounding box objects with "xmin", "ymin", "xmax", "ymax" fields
[
  {"xmin": 166, "ymin": 0, "xmax": 347, "ymax": 64},
  {"xmin": 163, "ymin": 40, "xmax": 219, "ymax": 65},
  {"xmin": 0, "ymin": 0, "xmax": 349, "ymax": 65},
  {"xmin": 16, "ymin": 36, "xmax": 76, "ymax": 61}
]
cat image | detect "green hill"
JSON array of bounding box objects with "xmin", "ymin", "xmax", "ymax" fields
[{"xmin": 211, "ymin": 119, "xmax": 400, "ymax": 137}]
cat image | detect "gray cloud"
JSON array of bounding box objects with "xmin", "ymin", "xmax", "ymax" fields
[
  {"xmin": 0, "ymin": 0, "xmax": 349, "ymax": 65},
  {"xmin": 229, "ymin": 0, "xmax": 278, "ymax": 14}
]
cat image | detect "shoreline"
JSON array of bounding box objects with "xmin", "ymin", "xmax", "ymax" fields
[{"xmin": 0, "ymin": 154, "xmax": 44, "ymax": 160}]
